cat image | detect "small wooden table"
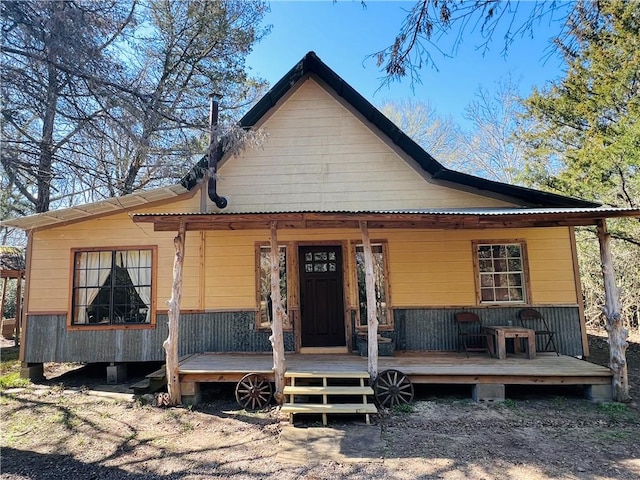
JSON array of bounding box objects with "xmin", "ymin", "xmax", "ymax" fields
[{"xmin": 483, "ymin": 326, "xmax": 536, "ymax": 360}]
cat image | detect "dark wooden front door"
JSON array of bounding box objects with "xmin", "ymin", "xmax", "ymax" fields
[{"xmin": 299, "ymin": 246, "xmax": 345, "ymax": 347}]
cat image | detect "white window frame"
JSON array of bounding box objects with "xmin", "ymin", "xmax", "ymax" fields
[{"xmin": 473, "ymin": 240, "xmax": 530, "ymax": 305}]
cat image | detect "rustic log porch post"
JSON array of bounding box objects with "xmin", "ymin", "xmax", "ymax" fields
[
  {"xmin": 269, "ymin": 221, "xmax": 287, "ymax": 403},
  {"xmin": 163, "ymin": 222, "xmax": 186, "ymax": 406},
  {"xmin": 0, "ymin": 278, "xmax": 7, "ymax": 331},
  {"xmin": 0, "ymin": 273, "xmax": 23, "ymax": 346},
  {"xmin": 14, "ymin": 276, "xmax": 22, "ymax": 346},
  {"xmin": 596, "ymin": 219, "xmax": 630, "ymax": 402},
  {"xmin": 359, "ymin": 221, "xmax": 378, "ymax": 381}
]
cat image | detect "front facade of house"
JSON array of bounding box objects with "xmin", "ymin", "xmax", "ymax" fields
[{"xmin": 7, "ymin": 52, "xmax": 636, "ymax": 367}]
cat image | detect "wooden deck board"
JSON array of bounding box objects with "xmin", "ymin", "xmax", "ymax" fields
[
  {"xmin": 281, "ymin": 403, "xmax": 377, "ymax": 414},
  {"xmin": 283, "ymin": 386, "xmax": 374, "ymax": 395},
  {"xmin": 178, "ymin": 352, "xmax": 612, "ymax": 386}
]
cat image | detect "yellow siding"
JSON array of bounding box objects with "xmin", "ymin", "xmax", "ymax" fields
[
  {"xmin": 198, "ymin": 226, "xmax": 578, "ymax": 311},
  {"xmin": 23, "ymin": 78, "xmax": 580, "ymax": 316},
  {"xmin": 215, "ymin": 78, "xmax": 515, "ymax": 212},
  {"xmin": 28, "ymin": 210, "xmax": 578, "ymax": 313},
  {"xmin": 21, "ymin": 64, "xmax": 583, "ymax": 323},
  {"xmin": 387, "ymin": 227, "xmax": 578, "ymax": 307},
  {"xmin": 202, "ymin": 230, "xmax": 259, "ymax": 310},
  {"xmin": 27, "ymin": 194, "xmax": 202, "ymax": 313}
]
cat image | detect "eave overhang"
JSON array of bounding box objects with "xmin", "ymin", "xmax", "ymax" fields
[
  {"xmin": 132, "ymin": 207, "xmax": 640, "ymax": 232},
  {"xmin": 1, "ymin": 184, "xmax": 191, "ymax": 231}
]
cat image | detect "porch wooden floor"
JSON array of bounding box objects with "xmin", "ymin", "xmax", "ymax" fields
[{"xmin": 178, "ymin": 352, "xmax": 612, "ymax": 387}]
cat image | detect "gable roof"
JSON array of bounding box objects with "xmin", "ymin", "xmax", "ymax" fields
[
  {"xmin": 182, "ymin": 51, "xmax": 598, "ymax": 208},
  {"xmin": 3, "ymin": 52, "xmax": 606, "ymax": 232}
]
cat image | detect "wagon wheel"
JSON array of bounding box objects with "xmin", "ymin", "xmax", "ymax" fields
[
  {"xmin": 374, "ymin": 369, "xmax": 414, "ymax": 407},
  {"xmin": 235, "ymin": 373, "xmax": 273, "ymax": 410}
]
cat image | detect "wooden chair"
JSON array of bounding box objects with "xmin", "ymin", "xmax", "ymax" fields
[
  {"xmin": 519, "ymin": 308, "xmax": 560, "ymax": 355},
  {"xmin": 454, "ymin": 312, "xmax": 494, "ymax": 358}
]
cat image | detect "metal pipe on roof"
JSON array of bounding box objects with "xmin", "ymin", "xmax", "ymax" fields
[{"xmin": 207, "ymin": 94, "xmax": 228, "ymax": 209}]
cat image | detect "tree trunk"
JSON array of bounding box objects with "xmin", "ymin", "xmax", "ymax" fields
[
  {"xmin": 269, "ymin": 221, "xmax": 286, "ymax": 403},
  {"xmin": 121, "ymin": 121, "xmax": 152, "ymax": 195},
  {"xmin": 596, "ymin": 220, "xmax": 630, "ymax": 402},
  {"xmin": 359, "ymin": 221, "xmax": 379, "ymax": 381},
  {"xmin": 36, "ymin": 55, "xmax": 58, "ymax": 213},
  {"xmin": 163, "ymin": 223, "xmax": 185, "ymax": 406}
]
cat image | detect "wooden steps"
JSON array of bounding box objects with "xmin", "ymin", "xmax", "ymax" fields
[
  {"xmin": 284, "ymin": 371, "xmax": 372, "ymax": 379},
  {"xmin": 284, "ymin": 386, "xmax": 373, "ymax": 395},
  {"xmin": 280, "ymin": 403, "xmax": 378, "ymax": 414},
  {"xmin": 130, "ymin": 365, "xmax": 167, "ymax": 394},
  {"xmin": 282, "ymin": 371, "xmax": 377, "ymax": 425}
]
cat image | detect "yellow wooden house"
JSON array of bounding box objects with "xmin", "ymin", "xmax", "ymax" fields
[{"xmin": 4, "ymin": 52, "xmax": 638, "ymax": 407}]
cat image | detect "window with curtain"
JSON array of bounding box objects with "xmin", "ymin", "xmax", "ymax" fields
[
  {"xmin": 72, "ymin": 248, "xmax": 153, "ymax": 326},
  {"xmin": 256, "ymin": 245, "xmax": 289, "ymax": 330},
  {"xmin": 355, "ymin": 242, "xmax": 392, "ymax": 329},
  {"xmin": 475, "ymin": 242, "xmax": 528, "ymax": 304}
]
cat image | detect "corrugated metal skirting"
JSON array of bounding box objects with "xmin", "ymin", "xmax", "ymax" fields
[
  {"xmin": 23, "ymin": 312, "xmax": 294, "ymax": 363},
  {"xmin": 394, "ymin": 306, "xmax": 584, "ymax": 357},
  {"xmin": 24, "ymin": 306, "xmax": 583, "ymax": 363}
]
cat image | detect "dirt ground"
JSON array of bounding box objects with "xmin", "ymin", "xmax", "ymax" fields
[{"xmin": 1, "ymin": 330, "xmax": 639, "ymax": 480}]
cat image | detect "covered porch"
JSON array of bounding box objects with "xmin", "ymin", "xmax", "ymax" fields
[{"xmin": 132, "ymin": 206, "xmax": 639, "ymax": 405}]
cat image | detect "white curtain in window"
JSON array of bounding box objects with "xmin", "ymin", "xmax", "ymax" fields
[
  {"xmin": 76, "ymin": 251, "xmax": 112, "ymax": 324},
  {"xmin": 119, "ymin": 250, "xmax": 152, "ymax": 322},
  {"xmin": 356, "ymin": 244, "xmax": 388, "ymax": 325}
]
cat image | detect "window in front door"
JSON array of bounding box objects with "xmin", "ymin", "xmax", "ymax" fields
[{"xmin": 298, "ymin": 246, "xmax": 345, "ymax": 347}]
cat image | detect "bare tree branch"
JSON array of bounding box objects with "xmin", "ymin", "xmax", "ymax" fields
[{"xmin": 371, "ymin": 0, "xmax": 574, "ymax": 88}]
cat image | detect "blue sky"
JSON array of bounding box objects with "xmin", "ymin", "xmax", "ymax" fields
[{"xmin": 246, "ymin": 1, "xmax": 571, "ymax": 125}]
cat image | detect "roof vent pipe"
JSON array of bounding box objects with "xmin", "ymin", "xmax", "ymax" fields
[{"xmin": 207, "ymin": 93, "xmax": 228, "ymax": 209}]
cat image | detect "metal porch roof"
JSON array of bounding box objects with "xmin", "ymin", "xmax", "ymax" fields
[
  {"xmin": 132, "ymin": 206, "xmax": 640, "ymax": 217},
  {"xmin": 131, "ymin": 206, "xmax": 640, "ymax": 231}
]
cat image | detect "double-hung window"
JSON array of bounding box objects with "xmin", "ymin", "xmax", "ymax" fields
[
  {"xmin": 474, "ymin": 241, "xmax": 528, "ymax": 304},
  {"xmin": 72, "ymin": 248, "xmax": 154, "ymax": 326}
]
